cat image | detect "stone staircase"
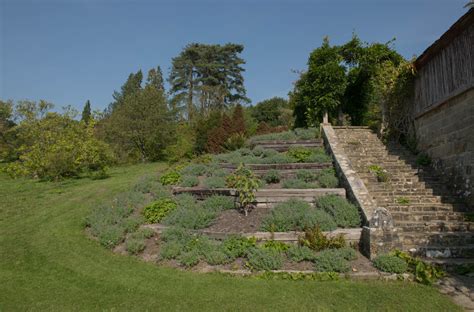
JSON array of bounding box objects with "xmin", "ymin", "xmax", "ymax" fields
[{"xmin": 333, "ymin": 126, "xmax": 473, "ymax": 260}]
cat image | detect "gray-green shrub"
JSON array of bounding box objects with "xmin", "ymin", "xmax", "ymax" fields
[
  {"xmin": 159, "ymin": 241, "xmax": 183, "ymax": 260},
  {"xmin": 180, "ymin": 175, "xmax": 199, "ymax": 187},
  {"xmin": 264, "ymin": 169, "xmax": 281, "ymax": 184},
  {"xmin": 316, "ymin": 195, "xmax": 360, "ymax": 228},
  {"xmin": 282, "ymin": 178, "xmax": 317, "ymax": 189},
  {"xmin": 181, "ymin": 164, "xmax": 209, "ymax": 176},
  {"xmin": 296, "ymin": 170, "xmax": 318, "ymax": 182},
  {"xmin": 125, "ymin": 238, "xmax": 146, "ymax": 255},
  {"xmin": 313, "ymin": 248, "xmax": 355, "ymax": 273},
  {"xmin": 201, "ymin": 195, "xmax": 235, "ymax": 211},
  {"xmin": 373, "ymin": 254, "xmax": 408, "ymax": 273},
  {"xmin": 261, "ymin": 199, "xmax": 337, "ymax": 232},
  {"xmin": 221, "ymin": 236, "xmax": 257, "ymax": 259},
  {"xmin": 247, "ymin": 248, "xmax": 284, "ymax": 271},
  {"xmin": 204, "ymin": 176, "xmax": 226, "ymax": 188},
  {"xmin": 286, "ymin": 245, "xmax": 316, "ymax": 262}
]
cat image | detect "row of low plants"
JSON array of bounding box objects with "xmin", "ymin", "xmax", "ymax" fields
[
  {"xmin": 262, "ymin": 168, "xmax": 338, "ymax": 188},
  {"xmin": 162, "ymin": 162, "xmax": 338, "ymax": 189},
  {"xmin": 248, "ymin": 127, "xmax": 320, "ymax": 142},
  {"xmin": 213, "ymin": 146, "xmax": 331, "ymax": 165},
  {"xmin": 158, "ymin": 226, "xmax": 357, "ymax": 272},
  {"xmin": 142, "ymin": 193, "xmax": 360, "ymax": 232}
]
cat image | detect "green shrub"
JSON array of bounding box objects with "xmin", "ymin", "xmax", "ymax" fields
[
  {"xmin": 317, "ymin": 169, "xmax": 339, "ymax": 188},
  {"xmin": 226, "ymin": 164, "xmax": 261, "ymax": 215},
  {"xmin": 122, "ymin": 215, "xmax": 145, "ymax": 233},
  {"xmin": 125, "ymin": 238, "xmax": 146, "ymax": 255},
  {"xmin": 261, "ymin": 240, "xmax": 290, "ymax": 252},
  {"xmin": 181, "ymin": 164, "xmax": 209, "ymax": 176},
  {"xmin": 201, "ymin": 195, "xmax": 235, "ymax": 212},
  {"xmin": 305, "ymin": 153, "xmax": 331, "ymax": 163},
  {"xmin": 373, "ymin": 254, "xmax": 408, "ymax": 274},
  {"xmin": 211, "ymin": 168, "xmax": 229, "ymax": 178},
  {"xmin": 247, "ymin": 248, "xmax": 284, "ymax": 271},
  {"xmin": 143, "ymin": 198, "xmax": 177, "ymax": 223},
  {"xmin": 287, "ymin": 147, "xmax": 313, "ymax": 163},
  {"xmin": 204, "ymin": 249, "xmax": 232, "ymax": 265},
  {"xmin": 298, "ymin": 226, "xmax": 346, "ymax": 251},
  {"xmin": 4, "ymin": 113, "xmax": 114, "ymax": 181},
  {"xmin": 261, "ymin": 199, "xmax": 337, "ymax": 232},
  {"xmin": 174, "ymin": 193, "xmax": 197, "ymax": 208},
  {"xmin": 160, "ymin": 170, "xmax": 181, "ymax": 185},
  {"xmin": 252, "ymin": 146, "xmax": 266, "ymax": 156},
  {"xmin": 204, "ymin": 176, "xmax": 226, "ymax": 188},
  {"xmin": 250, "ymin": 128, "xmax": 319, "ymax": 142},
  {"xmin": 160, "ymin": 227, "xmax": 191, "ymax": 243},
  {"xmin": 163, "ymin": 205, "xmax": 217, "ymax": 229},
  {"xmin": 222, "ymin": 236, "xmax": 257, "ymax": 259},
  {"xmin": 163, "ymin": 195, "xmax": 227, "ymax": 230},
  {"xmin": 282, "ymin": 178, "xmax": 316, "ymax": 189},
  {"xmin": 392, "ymin": 250, "xmax": 444, "ymax": 284},
  {"xmin": 97, "ymin": 224, "xmax": 126, "ymax": 249},
  {"xmin": 129, "ymin": 227, "xmax": 155, "ymax": 239},
  {"xmin": 180, "ymin": 175, "xmax": 199, "ymax": 187},
  {"xmin": 179, "ymin": 251, "xmax": 201, "ymax": 267},
  {"xmin": 286, "ymin": 245, "xmax": 316, "ymax": 262},
  {"xmin": 316, "ymin": 195, "xmax": 360, "ymax": 228},
  {"xmin": 264, "ymin": 169, "xmax": 281, "ymax": 184},
  {"xmin": 296, "ymin": 170, "xmax": 318, "ymax": 182},
  {"xmin": 314, "ymin": 249, "xmax": 352, "ymax": 273},
  {"xmin": 335, "ymin": 247, "xmax": 357, "ymax": 261},
  {"xmin": 159, "ymin": 241, "xmax": 183, "ymax": 260}
]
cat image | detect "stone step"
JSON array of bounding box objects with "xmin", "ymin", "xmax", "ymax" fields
[
  {"xmin": 398, "ymin": 231, "xmax": 474, "ymax": 247},
  {"xmin": 372, "ymin": 195, "xmax": 453, "ymax": 205},
  {"xmin": 368, "ymin": 189, "xmax": 435, "ymax": 196},
  {"xmin": 406, "ymin": 244, "xmax": 474, "ymax": 258},
  {"xmin": 386, "ymin": 203, "xmax": 459, "ymax": 213},
  {"xmin": 391, "ymin": 211, "xmax": 467, "ymax": 223},
  {"xmin": 396, "ymin": 221, "xmax": 473, "ymax": 232}
]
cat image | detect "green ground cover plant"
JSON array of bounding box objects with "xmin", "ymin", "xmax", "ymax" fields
[
  {"xmin": 316, "ymin": 195, "xmax": 360, "ymax": 228},
  {"xmin": 0, "ymin": 163, "xmax": 461, "ymax": 311},
  {"xmin": 163, "ymin": 195, "xmax": 234, "ymax": 229},
  {"xmin": 260, "ymin": 199, "xmax": 337, "ymax": 232},
  {"xmin": 373, "ymin": 254, "xmax": 408, "ymax": 274},
  {"xmin": 204, "ymin": 176, "xmax": 227, "ymax": 188},
  {"xmin": 247, "ymin": 247, "xmax": 285, "ymax": 271},
  {"xmin": 143, "ymin": 198, "xmax": 177, "ymax": 223},
  {"xmin": 313, "ymin": 248, "xmax": 356, "ymax": 273},
  {"xmin": 180, "ymin": 175, "xmax": 200, "ymax": 187},
  {"xmin": 249, "ymin": 127, "xmax": 320, "ymax": 142},
  {"xmin": 263, "ymin": 169, "xmax": 281, "ymax": 184}
]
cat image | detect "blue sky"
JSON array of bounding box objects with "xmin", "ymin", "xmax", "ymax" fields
[{"xmin": 0, "ymin": 0, "xmax": 469, "ymax": 111}]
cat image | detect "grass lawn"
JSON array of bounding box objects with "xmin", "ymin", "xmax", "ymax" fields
[{"xmin": 0, "ymin": 163, "xmax": 461, "ymax": 311}]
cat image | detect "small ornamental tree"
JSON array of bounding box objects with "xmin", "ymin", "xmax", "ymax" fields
[{"xmin": 225, "ymin": 164, "xmax": 261, "ymax": 216}]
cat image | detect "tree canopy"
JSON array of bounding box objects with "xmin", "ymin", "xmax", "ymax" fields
[
  {"xmin": 169, "ymin": 43, "xmax": 249, "ymax": 120},
  {"xmin": 289, "ymin": 34, "xmax": 404, "ymax": 128}
]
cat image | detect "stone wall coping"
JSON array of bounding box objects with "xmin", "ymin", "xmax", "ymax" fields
[{"xmin": 321, "ymin": 124, "xmax": 380, "ymax": 225}]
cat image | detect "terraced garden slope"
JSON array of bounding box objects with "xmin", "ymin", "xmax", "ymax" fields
[{"xmin": 0, "ymin": 163, "xmax": 461, "ymax": 311}]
